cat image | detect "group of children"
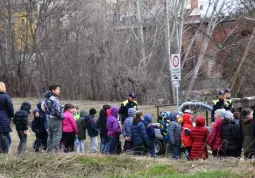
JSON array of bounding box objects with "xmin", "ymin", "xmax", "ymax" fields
[
  {"xmin": 10, "ymin": 100, "xmax": 255, "ymax": 160},
  {"xmin": 160, "ymin": 107, "xmax": 255, "ymax": 160}
]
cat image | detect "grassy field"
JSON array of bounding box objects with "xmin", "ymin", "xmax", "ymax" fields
[{"xmin": 3, "ymin": 98, "xmax": 254, "ymax": 177}]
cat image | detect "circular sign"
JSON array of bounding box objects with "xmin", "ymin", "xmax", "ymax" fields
[{"xmin": 173, "ymin": 55, "xmax": 179, "ymax": 68}]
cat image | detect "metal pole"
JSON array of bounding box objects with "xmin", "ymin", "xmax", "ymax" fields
[{"xmin": 176, "ymin": 86, "xmax": 179, "ymax": 108}]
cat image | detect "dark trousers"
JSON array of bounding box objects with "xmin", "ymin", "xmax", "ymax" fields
[
  {"xmin": 100, "ymin": 134, "xmax": 109, "ymax": 154},
  {"xmin": 109, "ymin": 136, "xmax": 120, "ymax": 154},
  {"xmin": 17, "ymin": 130, "xmax": 27, "ymax": 154},
  {"xmin": 61, "ymin": 132, "xmax": 76, "ymax": 153},
  {"xmin": 0, "ymin": 132, "xmax": 8, "ymax": 154},
  {"xmin": 171, "ymin": 145, "xmax": 181, "ymax": 160},
  {"xmin": 185, "ymin": 146, "xmax": 192, "ymax": 160},
  {"xmin": 212, "ymin": 150, "xmax": 225, "ymax": 157},
  {"xmin": 149, "ymin": 141, "xmax": 156, "ymax": 157},
  {"xmin": 124, "ymin": 140, "xmax": 132, "ymax": 151},
  {"xmin": 34, "ymin": 133, "xmax": 48, "ymax": 152}
]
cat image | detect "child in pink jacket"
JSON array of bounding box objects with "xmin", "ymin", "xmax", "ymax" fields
[{"xmin": 61, "ymin": 104, "xmax": 78, "ymax": 153}]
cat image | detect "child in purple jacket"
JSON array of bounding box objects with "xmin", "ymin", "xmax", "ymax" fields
[{"xmin": 107, "ymin": 106, "xmax": 121, "ymax": 154}]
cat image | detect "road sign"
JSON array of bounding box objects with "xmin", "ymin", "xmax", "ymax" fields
[
  {"xmin": 173, "ymin": 81, "xmax": 180, "ymax": 88},
  {"xmin": 170, "ymin": 54, "xmax": 181, "ymax": 81}
]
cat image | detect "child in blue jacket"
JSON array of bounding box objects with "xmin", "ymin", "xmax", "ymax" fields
[
  {"xmin": 168, "ymin": 112, "xmax": 182, "ymax": 160},
  {"xmin": 143, "ymin": 114, "xmax": 156, "ymax": 157},
  {"xmin": 31, "ymin": 109, "xmax": 48, "ymax": 152}
]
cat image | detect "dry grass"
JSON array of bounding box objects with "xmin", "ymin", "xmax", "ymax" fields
[{"xmin": 4, "ymin": 98, "xmax": 255, "ymax": 177}]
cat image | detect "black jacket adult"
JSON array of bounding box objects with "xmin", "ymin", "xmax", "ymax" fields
[
  {"xmin": 76, "ymin": 111, "xmax": 88, "ymax": 140},
  {"xmin": 222, "ymin": 118, "xmax": 242, "ymax": 157},
  {"xmin": 97, "ymin": 109, "xmax": 108, "ymax": 136},
  {"xmin": 211, "ymin": 99, "xmax": 231, "ymax": 122},
  {"xmin": 13, "ymin": 102, "xmax": 31, "ymax": 131},
  {"xmin": 118, "ymin": 99, "xmax": 138, "ymax": 124},
  {"xmin": 0, "ymin": 92, "xmax": 14, "ymax": 133}
]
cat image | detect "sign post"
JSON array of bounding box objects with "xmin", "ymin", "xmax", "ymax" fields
[{"xmin": 171, "ymin": 54, "xmax": 181, "ymax": 107}]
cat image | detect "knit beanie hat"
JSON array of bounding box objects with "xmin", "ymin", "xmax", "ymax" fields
[
  {"xmin": 89, "ymin": 108, "xmax": 97, "ymax": 115},
  {"xmin": 128, "ymin": 108, "xmax": 137, "ymax": 117},
  {"xmin": 215, "ymin": 109, "xmax": 226, "ymax": 118},
  {"xmin": 224, "ymin": 110, "xmax": 233, "ymax": 119},
  {"xmin": 33, "ymin": 109, "xmax": 39, "ymax": 115}
]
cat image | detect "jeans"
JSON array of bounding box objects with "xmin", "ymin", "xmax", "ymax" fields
[
  {"xmin": 100, "ymin": 135, "xmax": 109, "ymax": 154},
  {"xmin": 77, "ymin": 139, "xmax": 85, "ymax": 153},
  {"xmin": 171, "ymin": 145, "xmax": 181, "ymax": 160},
  {"xmin": 149, "ymin": 141, "xmax": 156, "ymax": 157},
  {"xmin": 17, "ymin": 130, "xmax": 27, "ymax": 154},
  {"xmin": 109, "ymin": 136, "xmax": 119, "ymax": 154},
  {"xmin": 47, "ymin": 119, "xmax": 62, "ymax": 152},
  {"xmin": 90, "ymin": 137, "xmax": 98, "ymax": 153},
  {"xmin": 0, "ymin": 132, "xmax": 9, "ymax": 154}
]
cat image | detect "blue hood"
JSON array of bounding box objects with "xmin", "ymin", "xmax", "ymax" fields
[
  {"xmin": 144, "ymin": 114, "xmax": 152, "ymax": 123},
  {"xmin": 169, "ymin": 112, "xmax": 178, "ymax": 121}
]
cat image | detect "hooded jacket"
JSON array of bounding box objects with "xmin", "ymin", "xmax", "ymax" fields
[
  {"xmin": 97, "ymin": 109, "xmax": 109, "ymax": 136},
  {"xmin": 62, "ymin": 111, "xmax": 78, "ymax": 133},
  {"xmin": 107, "ymin": 106, "xmax": 121, "ymax": 137},
  {"xmin": 222, "ymin": 118, "xmax": 242, "ymax": 157},
  {"xmin": 242, "ymin": 116, "xmax": 254, "ymax": 155},
  {"xmin": 76, "ymin": 110, "xmax": 88, "ymax": 140},
  {"xmin": 131, "ymin": 118, "xmax": 150, "ymax": 148},
  {"xmin": 87, "ymin": 114, "xmax": 99, "ymax": 137},
  {"xmin": 44, "ymin": 93, "xmax": 64, "ymax": 120},
  {"xmin": 122, "ymin": 108, "xmax": 136, "ymax": 137},
  {"xmin": 182, "ymin": 113, "xmax": 193, "ymax": 147},
  {"xmin": 31, "ymin": 109, "xmax": 48, "ymax": 135},
  {"xmin": 0, "ymin": 92, "xmax": 14, "ymax": 133},
  {"xmin": 168, "ymin": 112, "xmax": 182, "ymax": 146},
  {"xmin": 190, "ymin": 116, "xmax": 209, "ymax": 160},
  {"xmin": 143, "ymin": 114, "xmax": 156, "ymax": 141},
  {"xmin": 13, "ymin": 102, "xmax": 31, "ymax": 131},
  {"xmin": 208, "ymin": 117, "xmax": 224, "ymax": 151}
]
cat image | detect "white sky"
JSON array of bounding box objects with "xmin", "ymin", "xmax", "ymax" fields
[{"xmin": 199, "ymin": 0, "xmax": 240, "ymax": 17}]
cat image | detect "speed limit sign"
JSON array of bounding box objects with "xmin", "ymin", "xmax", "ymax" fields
[{"xmin": 171, "ymin": 54, "xmax": 181, "ymax": 81}]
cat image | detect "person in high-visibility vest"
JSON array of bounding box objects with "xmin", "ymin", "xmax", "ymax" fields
[
  {"xmin": 211, "ymin": 90, "xmax": 227, "ymax": 123},
  {"xmin": 224, "ymin": 88, "xmax": 233, "ymax": 111},
  {"xmin": 118, "ymin": 93, "xmax": 138, "ymax": 124}
]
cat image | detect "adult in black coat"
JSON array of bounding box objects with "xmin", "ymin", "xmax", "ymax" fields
[
  {"xmin": 0, "ymin": 82, "xmax": 14, "ymax": 153},
  {"xmin": 222, "ymin": 111, "xmax": 242, "ymax": 157}
]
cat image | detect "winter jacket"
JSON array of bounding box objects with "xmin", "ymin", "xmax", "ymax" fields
[
  {"xmin": 13, "ymin": 102, "xmax": 31, "ymax": 131},
  {"xmin": 97, "ymin": 109, "xmax": 108, "ymax": 136},
  {"xmin": 190, "ymin": 116, "xmax": 209, "ymax": 160},
  {"xmin": 222, "ymin": 118, "xmax": 242, "ymax": 157},
  {"xmin": 107, "ymin": 106, "xmax": 121, "ymax": 137},
  {"xmin": 31, "ymin": 116, "xmax": 48, "ymax": 135},
  {"xmin": 143, "ymin": 114, "xmax": 156, "ymax": 141},
  {"xmin": 76, "ymin": 110, "xmax": 88, "ymax": 140},
  {"xmin": 118, "ymin": 99, "xmax": 138, "ymax": 124},
  {"xmin": 182, "ymin": 113, "xmax": 193, "ymax": 147},
  {"xmin": 242, "ymin": 116, "xmax": 254, "ymax": 155},
  {"xmin": 87, "ymin": 115, "xmax": 99, "ymax": 137},
  {"xmin": 168, "ymin": 112, "xmax": 182, "ymax": 146},
  {"xmin": 122, "ymin": 108, "xmax": 136, "ymax": 137},
  {"xmin": 0, "ymin": 92, "xmax": 14, "ymax": 133},
  {"xmin": 44, "ymin": 94, "xmax": 64, "ymax": 120},
  {"xmin": 211, "ymin": 99, "xmax": 231, "ymax": 122},
  {"xmin": 160, "ymin": 117, "xmax": 171, "ymax": 142},
  {"xmin": 62, "ymin": 111, "xmax": 78, "ymax": 133},
  {"xmin": 208, "ymin": 117, "xmax": 224, "ymax": 151},
  {"xmin": 131, "ymin": 118, "xmax": 150, "ymax": 148},
  {"xmin": 37, "ymin": 102, "xmax": 48, "ymax": 130}
]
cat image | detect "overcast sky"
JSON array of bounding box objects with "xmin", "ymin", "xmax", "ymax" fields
[{"xmin": 199, "ymin": 0, "xmax": 240, "ymax": 17}]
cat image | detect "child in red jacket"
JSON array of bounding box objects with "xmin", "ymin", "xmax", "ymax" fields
[
  {"xmin": 190, "ymin": 116, "xmax": 209, "ymax": 160},
  {"xmin": 182, "ymin": 112, "xmax": 193, "ymax": 160}
]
